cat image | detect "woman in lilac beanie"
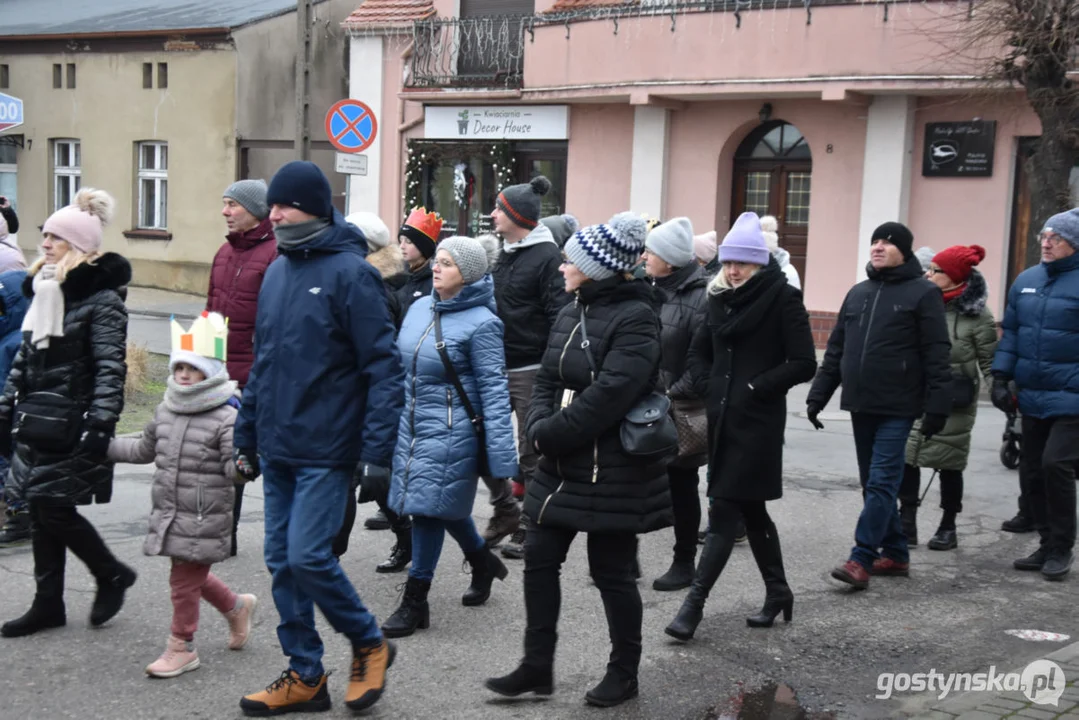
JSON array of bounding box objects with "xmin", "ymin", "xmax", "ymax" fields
[{"xmin": 666, "ymin": 211, "xmax": 817, "ymax": 641}]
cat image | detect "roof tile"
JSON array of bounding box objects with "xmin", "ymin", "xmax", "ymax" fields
[
  {"xmin": 545, "ymin": 0, "xmax": 637, "ymax": 12},
  {"xmin": 341, "ymin": 0, "xmax": 435, "ymax": 29}
]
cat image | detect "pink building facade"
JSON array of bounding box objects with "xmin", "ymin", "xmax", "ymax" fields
[{"xmin": 342, "ymin": 0, "xmax": 1042, "ymax": 344}]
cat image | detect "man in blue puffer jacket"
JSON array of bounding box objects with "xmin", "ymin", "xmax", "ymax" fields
[
  {"xmin": 992, "ymin": 208, "xmax": 1079, "ymax": 581},
  {"xmin": 234, "ymin": 161, "xmax": 405, "ymax": 716},
  {"xmin": 0, "ymin": 270, "xmax": 29, "ymax": 546}
]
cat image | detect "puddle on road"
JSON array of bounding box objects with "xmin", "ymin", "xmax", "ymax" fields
[{"xmin": 701, "ymin": 682, "xmax": 836, "ymax": 720}]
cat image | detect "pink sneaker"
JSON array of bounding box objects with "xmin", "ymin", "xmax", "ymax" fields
[
  {"xmin": 226, "ymin": 594, "xmax": 257, "ymax": 650},
  {"xmin": 145, "ymin": 635, "xmax": 200, "ymax": 678}
]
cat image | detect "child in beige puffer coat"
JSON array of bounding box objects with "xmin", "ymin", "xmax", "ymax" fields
[{"xmin": 108, "ymin": 345, "xmax": 257, "ymax": 678}]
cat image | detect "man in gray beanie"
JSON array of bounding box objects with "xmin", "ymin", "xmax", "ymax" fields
[
  {"xmin": 489, "ymin": 177, "xmax": 571, "ymax": 558},
  {"xmin": 991, "ymin": 207, "xmax": 1079, "ymax": 581},
  {"xmin": 209, "ymin": 179, "xmax": 277, "ymax": 557}
]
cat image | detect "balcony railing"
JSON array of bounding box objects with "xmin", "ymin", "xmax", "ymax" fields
[{"xmin": 407, "ymin": 17, "xmax": 527, "ymax": 89}]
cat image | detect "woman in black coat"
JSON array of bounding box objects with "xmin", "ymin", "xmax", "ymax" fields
[
  {"xmin": 642, "ymin": 217, "xmax": 710, "ymax": 591},
  {"xmin": 486, "ymin": 213, "xmax": 671, "ymax": 709},
  {"xmin": 0, "ymin": 188, "xmax": 136, "ymax": 638},
  {"xmin": 665, "ymin": 212, "xmax": 817, "ymax": 642}
]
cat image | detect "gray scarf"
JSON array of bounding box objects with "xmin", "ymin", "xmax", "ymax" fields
[
  {"xmin": 275, "ymin": 218, "xmax": 332, "ymax": 252},
  {"xmin": 165, "ymin": 368, "xmax": 239, "ymax": 415}
]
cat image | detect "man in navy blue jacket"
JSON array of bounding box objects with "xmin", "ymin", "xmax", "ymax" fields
[
  {"xmin": 992, "ymin": 208, "xmax": 1079, "ymax": 581},
  {"xmin": 234, "ymin": 161, "xmax": 405, "ymax": 715}
]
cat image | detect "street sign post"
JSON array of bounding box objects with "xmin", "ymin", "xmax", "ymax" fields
[
  {"xmin": 325, "ymin": 99, "xmax": 377, "ymax": 154},
  {"xmin": 0, "ymin": 92, "xmax": 24, "ymax": 133}
]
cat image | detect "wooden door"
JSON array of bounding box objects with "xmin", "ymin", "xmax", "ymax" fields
[{"xmin": 732, "ymin": 161, "xmax": 812, "ymax": 285}]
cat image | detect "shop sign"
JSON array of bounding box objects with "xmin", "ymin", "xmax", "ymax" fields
[
  {"xmin": 424, "ymin": 106, "xmax": 568, "ymax": 140},
  {"xmin": 922, "ymin": 121, "xmax": 996, "ymax": 177}
]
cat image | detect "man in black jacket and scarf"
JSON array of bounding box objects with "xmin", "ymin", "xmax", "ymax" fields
[
  {"xmin": 807, "ymin": 222, "xmax": 951, "ymax": 590},
  {"xmin": 488, "ymin": 176, "xmax": 571, "ymax": 558}
]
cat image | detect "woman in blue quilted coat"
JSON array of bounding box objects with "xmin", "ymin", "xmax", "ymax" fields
[{"xmin": 384, "ymin": 237, "xmax": 518, "ymax": 638}]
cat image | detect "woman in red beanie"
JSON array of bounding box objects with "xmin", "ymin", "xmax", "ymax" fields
[{"xmin": 898, "ymin": 245, "xmax": 998, "ymax": 551}]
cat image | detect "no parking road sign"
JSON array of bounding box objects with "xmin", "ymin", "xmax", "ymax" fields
[
  {"xmin": 325, "ymin": 99, "xmax": 377, "ymax": 154},
  {"xmin": 0, "ymin": 93, "xmax": 24, "ymax": 133}
]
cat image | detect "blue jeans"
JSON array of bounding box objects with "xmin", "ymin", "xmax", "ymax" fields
[
  {"xmin": 262, "ymin": 461, "xmax": 382, "ymax": 680},
  {"xmin": 850, "ymin": 413, "xmax": 915, "ymax": 569},
  {"xmin": 410, "ymin": 514, "xmax": 485, "ymax": 582}
]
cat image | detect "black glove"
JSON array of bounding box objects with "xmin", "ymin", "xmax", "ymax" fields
[
  {"xmin": 991, "ymin": 377, "xmax": 1015, "ymax": 414},
  {"xmin": 79, "ymin": 428, "xmax": 110, "ymax": 459},
  {"xmin": 920, "ymin": 413, "xmax": 948, "ymax": 439},
  {"xmin": 233, "ymin": 447, "xmax": 260, "ymax": 481},
  {"xmin": 357, "ymin": 463, "xmax": 391, "ymax": 505},
  {"xmin": 806, "ymin": 402, "xmax": 824, "ymax": 430}
]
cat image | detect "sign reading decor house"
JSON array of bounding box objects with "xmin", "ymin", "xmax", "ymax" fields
[
  {"xmin": 922, "ymin": 121, "xmax": 997, "ymax": 177},
  {"xmin": 425, "ymin": 106, "xmax": 569, "ymax": 140}
]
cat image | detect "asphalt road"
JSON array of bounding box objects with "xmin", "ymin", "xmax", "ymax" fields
[{"xmin": 0, "ymin": 384, "xmax": 1073, "ymax": 720}]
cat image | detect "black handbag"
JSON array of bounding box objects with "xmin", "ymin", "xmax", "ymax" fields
[
  {"xmin": 951, "ymin": 373, "xmax": 977, "ymax": 409},
  {"xmin": 578, "ymin": 308, "xmax": 679, "ymax": 462},
  {"xmin": 13, "ymin": 391, "xmax": 84, "ymax": 453},
  {"xmin": 434, "ymin": 312, "xmax": 493, "ymax": 477}
]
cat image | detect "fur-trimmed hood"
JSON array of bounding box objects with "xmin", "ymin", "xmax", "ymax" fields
[
  {"xmin": 365, "ymin": 243, "xmax": 405, "ymax": 280},
  {"xmin": 950, "ymin": 268, "xmax": 988, "ymax": 317},
  {"xmin": 23, "ymin": 252, "xmax": 132, "ymax": 303}
]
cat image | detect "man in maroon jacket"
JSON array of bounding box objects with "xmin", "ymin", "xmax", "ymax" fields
[{"xmin": 207, "ymin": 179, "xmax": 277, "ymax": 556}]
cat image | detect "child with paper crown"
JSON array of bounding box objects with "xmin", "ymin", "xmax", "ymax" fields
[{"xmin": 107, "ymin": 311, "xmax": 258, "ymax": 678}]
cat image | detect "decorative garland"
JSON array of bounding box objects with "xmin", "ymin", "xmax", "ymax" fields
[{"xmin": 403, "ymin": 140, "xmax": 515, "ymax": 216}]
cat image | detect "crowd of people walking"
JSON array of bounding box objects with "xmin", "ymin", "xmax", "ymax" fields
[{"xmin": 0, "ymin": 157, "xmax": 1074, "ymax": 715}]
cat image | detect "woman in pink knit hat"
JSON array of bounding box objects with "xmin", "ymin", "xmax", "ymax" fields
[{"xmin": 0, "ymin": 187, "xmax": 137, "ymax": 638}]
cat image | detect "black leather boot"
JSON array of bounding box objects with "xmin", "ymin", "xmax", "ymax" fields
[
  {"xmin": 664, "ymin": 530, "xmax": 735, "ymax": 641},
  {"xmin": 376, "ymin": 526, "xmax": 412, "ymax": 574},
  {"xmin": 3, "ymin": 524, "xmax": 67, "ymax": 638},
  {"xmin": 652, "ymin": 558, "xmax": 694, "ymax": 591},
  {"xmin": 485, "ymin": 663, "xmax": 554, "ymax": 697},
  {"xmin": 90, "ymin": 563, "xmax": 137, "ymax": 627},
  {"xmin": 380, "ymin": 577, "xmax": 431, "ymax": 638},
  {"xmin": 462, "ymin": 546, "xmax": 508, "ymax": 606},
  {"xmin": 585, "ymin": 670, "xmax": 639, "ymax": 707},
  {"xmin": 744, "ymin": 522, "xmax": 793, "ymax": 628}
]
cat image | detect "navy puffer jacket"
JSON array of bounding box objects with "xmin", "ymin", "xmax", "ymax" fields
[
  {"xmin": 992, "ymin": 252, "xmax": 1079, "ymax": 419},
  {"xmin": 389, "ymin": 274, "xmax": 518, "ymax": 520},
  {"xmin": 234, "ymin": 212, "xmax": 404, "ymax": 468}
]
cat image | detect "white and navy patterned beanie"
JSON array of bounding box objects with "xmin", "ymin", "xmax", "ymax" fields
[{"xmin": 564, "ymin": 212, "xmax": 648, "ymax": 281}]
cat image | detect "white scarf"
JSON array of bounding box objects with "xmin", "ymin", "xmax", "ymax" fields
[{"xmin": 22, "ymin": 265, "xmax": 66, "ymax": 349}]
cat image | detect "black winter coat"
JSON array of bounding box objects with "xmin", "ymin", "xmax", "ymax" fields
[
  {"xmin": 0, "ymin": 253, "xmax": 131, "ymax": 506},
  {"xmin": 807, "ymin": 257, "xmax": 952, "ymax": 419},
  {"xmin": 491, "ymin": 240, "xmax": 570, "ymax": 369},
  {"xmin": 390, "ymin": 263, "xmax": 432, "ymax": 329},
  {"xmin": 524, "ymin": 276, "xmax": 672, "ymax": 535},
  {"xmin": 689, "ymin": 262, "xmax": 817, "ymax": 501},
  {"xmin": 654, "ymin": 263, "xmax": 709, "ymax": 468}
]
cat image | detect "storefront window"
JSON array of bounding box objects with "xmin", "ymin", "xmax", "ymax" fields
[{"xmin": 422, "ymin": 153, "xmax": 496, "ymax": 237}]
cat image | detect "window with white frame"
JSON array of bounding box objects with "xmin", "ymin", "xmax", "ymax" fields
[
  {"xmin": 137, "ymin": 141, "xmax": 168, "ymax": 229},
  {"xmin": 52, "ymin": 139, "xmax": 81, "ymax": 211}
]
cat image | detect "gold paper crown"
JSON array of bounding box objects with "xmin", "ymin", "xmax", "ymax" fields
[
  {"xmin": 171, "ymin": 311, "xmax": 228, "ymax": 361},
  {"xmin": 404, "ymin": 207, "xmax": 444, "ymax": 242}
]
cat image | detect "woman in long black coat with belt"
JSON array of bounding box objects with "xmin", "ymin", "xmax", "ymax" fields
[
  {"xmin": 665, "ymin": 211, "xmax": 817, "ymax": 642},
  {"xmin": 485, "ymin": 212, "xmax": 671, "ymax": 708},
  {"xmin": 0, "ymin": 188, "xmax": 136, "ymax": 638}
]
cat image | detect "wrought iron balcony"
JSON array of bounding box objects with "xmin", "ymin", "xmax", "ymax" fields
[{"xmin": 407, "ymin": 16, "xmax": 527, "ymax": 89}]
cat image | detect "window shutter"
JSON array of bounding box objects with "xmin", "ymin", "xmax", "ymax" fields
[{"xmin": 459, "ymin": 0, "xmax": 534, "ymax": 17}]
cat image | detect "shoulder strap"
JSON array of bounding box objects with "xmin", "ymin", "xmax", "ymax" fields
[{"xmin": 434, "ymin": 312, "xmax": 483, "ymax": 428}]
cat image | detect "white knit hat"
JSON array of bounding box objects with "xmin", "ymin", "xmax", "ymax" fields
[
  {"xmin": 170, "ymin": 349, "xmax": 225, "ymax": 380},
  {"xmin": 345, "ymin": 212, "xmax": 391, "ymax": 251}
]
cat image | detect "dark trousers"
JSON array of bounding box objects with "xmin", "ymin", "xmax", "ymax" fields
[
  {"xmin": 29, "ymin": 502, "xmax": 122, "ymax": 606},
  {"xmin": 668, "ymin": 464, "xmax": 702, "ymax": 563},
  {"xmin": 507, "ymin": 368, "xmax": 539, "ymax": 493},
  {"xmin": 333, "ymin": 484, "xmax": 409, "ymax": 558},
  {"xmin": 899, "ymin": 464, "xmax": 963, "ymax": 515},
  {"xmin": 523, "ymin": 524, "xmax": 641, "ymax": 680},
  {"xmin": 1020, "ymin": 415, "xmax": 1079, "ymax": 553},
  {"xmin": 710, "ymin": 497, "xmax": 772, "ymax": 535}
]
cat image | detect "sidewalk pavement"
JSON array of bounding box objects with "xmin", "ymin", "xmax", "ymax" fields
[
  {"xmin": 909, "ymin": 641, "xmax": 1079, "ymax": 720},
  {"xmin": 125, "ymin": 285, "xmax": 205, "ymax": 320}
]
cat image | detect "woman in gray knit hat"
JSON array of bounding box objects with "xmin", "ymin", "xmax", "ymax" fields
[{"xmin": 382, "ymin": 237, "xmax": 519, "ymax": 638}]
